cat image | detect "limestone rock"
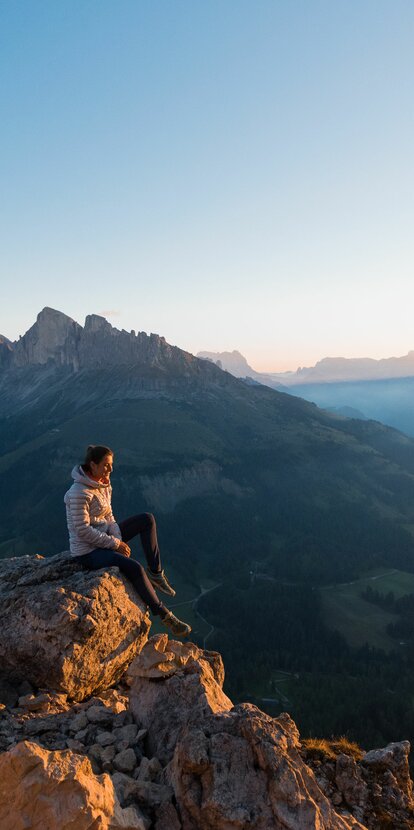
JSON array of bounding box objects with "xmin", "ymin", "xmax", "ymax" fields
[
  {"xmin": 335, "ymin": 754, "xmax": 368, "ymax": 822},
  {"xmin": 113, "ymin": 748, "xmax": 139, "ymax": 773},
  {"xmin": 128, "ymin": 637, "xmax": 232, "ymax": 764},
  {"xmin": 0, "ymin": 740, "xmax": 149, "ymax": 830},
  {"xmin": 170, "ymin": 705, "xmax": 366, "ymax": 830},
  {"xmin": 305, "ymin": 738, "xmax": 414, "ymax": 829},
  {"xmin": 127, "ymin": 633, "xmax": 225, "ymax": 682},
  {"xmin": 0, "ymin": 552, "xmax": 150, "ymax": 700},
  {"xmin": 154, "ymin": 802, "xmax": 182, "ymax": 830}
]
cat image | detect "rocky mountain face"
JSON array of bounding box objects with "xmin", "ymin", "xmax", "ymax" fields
[
  {"xmin": 0, "ymin": 550, "xmax": 413, "ymax": 830},
  {"xmin": 1, "ymin": 307, "xmax": 222, "ymax": 377}
]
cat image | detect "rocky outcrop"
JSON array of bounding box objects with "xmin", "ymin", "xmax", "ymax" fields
[
  {"xmin": 0, "ymin": 596, "xmax": 413, "ymax": 829},
  {"xmin": 306, "ymin": 740, "xmax": 414, "ymax": 829},
  {"xmin": 0, "ymin": 740, "xmax": 148, "ymax": 830},
  {"xmin": 170, "ymin": 706, "xmax": 366, "ymax": 830},
  {"xmin": 0, "ymin": 552, "xmax": 150, "ymax": 700},
  {"xmin": 127, "ymin": 634, "xmax": 232, "ymax": 764}
]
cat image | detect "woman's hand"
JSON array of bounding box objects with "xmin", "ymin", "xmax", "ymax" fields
[{"xmin": 118, "ymin": 541, "xmax": 131, "ymax": 557}]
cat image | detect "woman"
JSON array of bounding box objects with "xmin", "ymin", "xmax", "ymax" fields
[{"xmin": 64, "ymin": 444, "xmax": 191, "ymax": 638}]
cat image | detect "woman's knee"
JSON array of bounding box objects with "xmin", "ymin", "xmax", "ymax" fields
[{"xmin": 144, "ymin": 512, "xmax": 156, "ymax": 528}]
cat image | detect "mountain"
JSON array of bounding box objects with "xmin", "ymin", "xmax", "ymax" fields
[
  {"xmin": 2, "ymin": 307, "xmax": 210, "ymax": 375},
  {"xmin": 198, "ymin": 348, "xmax": 414, "ymax": 387},
  {"xmin": 4, "ymin": 308, "xmax": 414, "ymax": 747},
  {"xmin": 271, "ymin": 352, "xmax": 414, "ymax": 385},
  {"xmin": 198, "ymin": 347, "xmax": 414, "ymax": 436},
  {"xmin": 197, "ymin": 348, "xmax": 283, "ymax": 388}
]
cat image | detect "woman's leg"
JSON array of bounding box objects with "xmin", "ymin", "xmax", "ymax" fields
[
  {"xmin": 79, "ymin": 548, "xmax": 164, "ymax": 615},
  {"xmin": 118, "ymin": 513, "xmax": 161, "ymax": 573},
  {"xmin": 79, "ymin": 548, "xmax": 191, "ymax": 638}
]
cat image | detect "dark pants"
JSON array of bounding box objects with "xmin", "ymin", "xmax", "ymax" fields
[{"xmin": 80, "ymin": 513, "xmax": 164, "ymax": 615}]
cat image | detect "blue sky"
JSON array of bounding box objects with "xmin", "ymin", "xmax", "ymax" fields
[{"xmin": 1, "ymin": 1, "xmax": 413, "ymax": 370}]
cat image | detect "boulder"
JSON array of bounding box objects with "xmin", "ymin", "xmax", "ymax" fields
[
  {"xmin": 0, "ymin": 740, "xmax": 150, "ymax": 830},
  {"xmin": 170, "ymin": 704, "xmax": 367, "ymax": 830},
  {"xmin": 0, "ymin": 552, "xmax": 150, "ymax": 700},
  {"xmin": 128, "ymin": 635, "xmax": 232, "ymax": 764}
]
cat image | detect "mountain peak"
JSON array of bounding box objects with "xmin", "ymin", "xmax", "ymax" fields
[
  {"xmin": 84, "ymin": 314, "xmax": 114, "ymax": 334},
  {"xmin": 10, "ymin": 308, "xmax": 82, "ymax": 368},
  {"xmin": 37, "ymin": 306, "xmax": 75, "ymax": 324}
]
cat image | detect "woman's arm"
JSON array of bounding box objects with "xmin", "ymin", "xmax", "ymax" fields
[{"xmin": 105, "ymin": 486, "xmax": 122, "ymax": 540}]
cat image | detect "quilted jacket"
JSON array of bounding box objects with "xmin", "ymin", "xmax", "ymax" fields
[{"xmin": 64, "ymin": 465, "xmax": 122, "ymax": 556}]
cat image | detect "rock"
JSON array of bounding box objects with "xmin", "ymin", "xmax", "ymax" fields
[
  {"xmin": 362, "ymin": 741, "xmax": 412, "ymax": 795},
  {"xmin": 170, "ymin": 705, "xmax": 366, "ymax": 830},
  {"xmin": 0, "ymin": 740, "xmax": 150, "ymax": 829},
  {"xmin": 335, "ymin": 754, "xmax": 368, "ymax": 821},
  {"xmin": 113, "ymin": 748, "xmax": 139, "ymax": 774},
  {"xmin": 112, "ymin": 772, "xmax": 139, "ymax": 806},
  {"xmin": 154, "ymin": 802, "xmax": 181, "ymax": 830},
  {"xmin": 113, "ymin": 723, "xmax": 138, "ymax": 744},
  {"xmin": 95, "ymin": 688, "xmax": 129, "ymax": 713},
  {"xmin": 101, "ymin": 745, "xmax": 117, "ymax": 771},
  {"xmin": 74, "ymin": 727, "xmax": 90, "ymax": 742},
  {"xmin": 69, "ymin": 711, "xmax": 89, "ymax": 732},
  {"xmin": 136, "ymin": 756, "xmax": 162, "ymax": 782},
  {"xmin": 0, "ymin": 552, "xmax": 150, "ymax": 700},
  {"xmin": 66, "ymin": 738, "xmax": 85, "ymax": 752},
  {"xmin": 128, "ymin": 638, "xmax": 232, "ymax": 764},
  {"xmin": 17, "ymin": 691, "xmax": 68, "ymax": 714},
  {"xmin": 127, "ymin": 633, "xmax": 225, "ymax": 683},
  {"xmin": 122, "ymin": 779, "xmax": 174, "ymax": 808},
  {"xmin": 86, "ymin": 703, "xmax": 116, "ymax": 724},
  {"xmin": 97, "ymin": 731, "xmax": 117, "ymax": 747}
]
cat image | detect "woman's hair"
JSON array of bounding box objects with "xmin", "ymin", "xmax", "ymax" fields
[{"xmin": 82, "ymin": 444, "xmax": 113, "ymax": 471}]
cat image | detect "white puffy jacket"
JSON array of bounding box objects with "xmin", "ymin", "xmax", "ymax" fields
[{"xmin": 64, "ymin": 466, "xmax": 122, "ymax": 556}]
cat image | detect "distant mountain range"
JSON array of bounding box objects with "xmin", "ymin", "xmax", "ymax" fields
[
  {"xmin": 198, "ymin": 348, "xmax": 414, "ymax": 436},
  {"xmin": 198, "ymin": 349, "xmax": 414, "ymax": 386}
]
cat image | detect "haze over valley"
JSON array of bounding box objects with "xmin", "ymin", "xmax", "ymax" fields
[{"xmin": 200, "ymin": 349, "xmax": 414, "ymax": 437}]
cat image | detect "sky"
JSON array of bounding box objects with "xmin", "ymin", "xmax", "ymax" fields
[{"xmin": 1, "ymin": 1, "xmax": 414, "ymax": 372}]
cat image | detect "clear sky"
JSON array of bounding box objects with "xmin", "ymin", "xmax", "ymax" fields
[{"xmin": 1, "ymin": 1, "xmax": 413, "ymax": 371}]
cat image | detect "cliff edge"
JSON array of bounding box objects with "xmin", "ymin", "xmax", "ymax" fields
[{"xmin": 0, "ymin": 552, "xmax": 412, "ymax": 829}]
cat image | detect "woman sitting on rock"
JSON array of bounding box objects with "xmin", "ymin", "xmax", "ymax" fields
[{"xmin": 64, "ymin": 444, "xmax": 191, "ymax": 638}]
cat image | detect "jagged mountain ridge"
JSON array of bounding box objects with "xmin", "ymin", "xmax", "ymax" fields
[
  {"xmin": 1, "ymin": 307, "xmax": 226, "ymax": 377},
  {"xmin": 277, "ymin": 352, "xmax": 414, "ymax": 385},
  {"xmin": 199, "ymin": 347, "xmax": 414, "ymax": 385}
]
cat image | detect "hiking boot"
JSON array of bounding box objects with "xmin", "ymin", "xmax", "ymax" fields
[
  {"xmin": 161, "ymin": 610, "xmax": 192, "ymax": 638},
  {"xmin": 146, "ymin": 567, "xmax": 176, "ymax": 597}
]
